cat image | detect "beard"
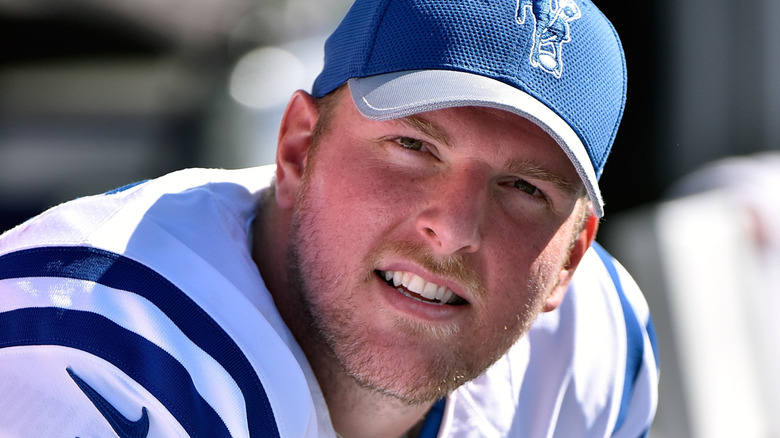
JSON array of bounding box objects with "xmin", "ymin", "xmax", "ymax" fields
[{"xmin": 283, "ymin": 177, "xmax": 550, "ymax": 406}]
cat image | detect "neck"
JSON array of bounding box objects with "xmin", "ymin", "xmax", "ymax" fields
[{"xmin": 252, "ymin": 200, "xmax": 434, "ymax": 438}]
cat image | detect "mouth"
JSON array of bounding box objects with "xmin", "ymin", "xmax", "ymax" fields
[{"xmin": 376, "ymin": 270, "xmax": 467, "ymax": 306}]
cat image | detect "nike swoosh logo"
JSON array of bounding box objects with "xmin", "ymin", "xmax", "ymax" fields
[{"xmin": 67, "ymin": 367, "xmax": 150, "ymax": 438}]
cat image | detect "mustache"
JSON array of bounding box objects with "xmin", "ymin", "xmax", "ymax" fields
[{"xmin": 365, "ymin": 240, "xmax": 487, "ymax": 302}]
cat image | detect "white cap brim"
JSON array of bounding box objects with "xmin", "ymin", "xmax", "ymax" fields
[{"xmin": 348, "ymin": 70, "xmax": 604, "ymax": 217}]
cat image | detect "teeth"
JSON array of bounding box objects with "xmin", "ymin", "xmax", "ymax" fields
[
  {"xmin": 407, "ymin": 275, "xmax": 425, "ymax": 295},
  {"xmin": 436, "ymin": 285, "xmax": 447, "ymax": 301},
  {"xmin": 393, "ymin": 273, "xmax": 402, "ymax": 287},
  {"xmin": 422, "ymin": 282, "xmax": 438, "ymax": 298},
  {"xmin": 383, "ymin": 270, "xmax": 458, "ymax": 304}
]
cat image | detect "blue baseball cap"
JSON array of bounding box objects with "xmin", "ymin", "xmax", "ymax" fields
[{"xmin": 312, "ymin": 0, "xmax": 627, "ymax": 217}]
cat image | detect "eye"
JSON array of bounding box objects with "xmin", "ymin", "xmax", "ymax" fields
[
  {"xmin": 398, "ymin": 137, "xmax": 425, "ymax": 151},
  {"xmin": 513, "ymin": 179, "xmax": 542, "ymax": 197}
]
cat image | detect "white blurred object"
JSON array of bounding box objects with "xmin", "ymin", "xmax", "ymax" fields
[
  {"xmin": 667, "ymin": 152, "xmax": 780, "ymax": 435},
  {"xmin": 230, "ymin": 47, "xmax": 306, "ymax": 110},
  {"xmin": 669, "ymin": 152, "xmax": 780, "ymax": 258},
  {"xmin": 206, "ymin": 35, "xmax": 328, "ymax": 168},
  {"xmin": 603, "ymin": 152, "xmax": 780, "ymax": 438}
]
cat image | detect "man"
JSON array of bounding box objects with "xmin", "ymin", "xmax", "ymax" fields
[{"xmin": 0, "ymin": 0, "xmax": 658, "ymax": 437}]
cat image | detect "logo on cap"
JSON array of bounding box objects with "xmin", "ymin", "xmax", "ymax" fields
[{"xmin": 516, "ymin": 0, "xmax": 582, "ymax": 78}]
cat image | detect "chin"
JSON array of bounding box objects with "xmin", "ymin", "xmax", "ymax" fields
[
  {"xmin": 334, "ymin": 319, "xmax": 514, "ymax": 405},
  {"xmin": 345, "ymin": 350, "xmax": 472, "ymax": 405}
]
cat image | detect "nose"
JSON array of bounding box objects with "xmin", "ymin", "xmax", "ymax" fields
[{"xmin": 415, "ymin": 167, "xmax": 486, "ymax": 255}]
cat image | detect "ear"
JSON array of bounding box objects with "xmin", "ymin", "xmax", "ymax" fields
[
  {"xmin": 274, "ymin": 90, "xmax": 320, "ymax": 209},
  {"xmin": 542, "ymin": 206, "xmax": 600, "ymax": 312}
]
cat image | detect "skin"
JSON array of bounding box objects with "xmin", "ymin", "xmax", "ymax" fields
[{"xmin": 253, "ymin": 88, "xmax": 599, "ymax": 438}]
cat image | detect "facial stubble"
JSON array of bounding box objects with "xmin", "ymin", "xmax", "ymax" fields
[{"xmin": 284, "ymin": 179, "xmax": 556, "ymax": 407}]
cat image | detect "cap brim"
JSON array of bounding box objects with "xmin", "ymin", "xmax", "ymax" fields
[{"xmin": 348, "ymin": 70, "xmax": 604, "ymax": 217}]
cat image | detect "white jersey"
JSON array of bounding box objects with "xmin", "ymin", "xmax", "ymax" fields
[{"xmin": 0, "ymin": 166, "xmax": 658, "ymax": 438}]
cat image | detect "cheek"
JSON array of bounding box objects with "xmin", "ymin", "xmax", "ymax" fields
[
  {"xmin": 479, "ymin": 225, "xmax": 573, "ymax": 316},
  {"xmin": 318, "ymin": 151, "xmax": 425, "ymax": 233},
  {"xmin": 297, "ymin": 161, "xmax": 395, "ymax": 268}
]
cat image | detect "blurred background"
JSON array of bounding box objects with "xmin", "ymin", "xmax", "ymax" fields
[{"xmin": 1, "ymin": 0, "xmax": 779, "ymax": 436}]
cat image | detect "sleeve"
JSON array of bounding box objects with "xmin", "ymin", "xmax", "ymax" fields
[
  {"xmin": 592, "ymin": 243, "xmax": 660, "ymax": 438},
  {"xmin": 0, "ymin": 245, "xmax": 281, "ymax": 438},
  {"xmin": 1, "ymin": 167, "xmax": 324, "ymax": 438}
]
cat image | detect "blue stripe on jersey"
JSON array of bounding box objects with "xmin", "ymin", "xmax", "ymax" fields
[
  {"xmin": 0, "ymin": 307, "xmax": 229, "ymax": 437},
  {"xmin": 0, "ymin": 246, "xmax": 280, "ymax": 438},
  {"xmin": 646, "ymin": 315, "xmax": 660, "ymax": 374},
  {"xmin": 418, "ymin": 398, "xmax": 446, "ymax": 438},
  {"xmin": 104, "ymin": 180, "xmax": 148, "ymax": 195},
  {"xmin": 591, "ymin": 243, "xmax": 645, "ymax": 435}
]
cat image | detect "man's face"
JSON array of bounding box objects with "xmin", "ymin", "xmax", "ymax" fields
[{"xmin": 285, "ymin": 91, "xmax": 589, "ymax": 405}]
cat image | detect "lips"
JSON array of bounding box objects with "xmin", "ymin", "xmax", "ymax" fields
[{"xmin": 377, "ymin": 270, "xmax": 466, "ymax": 305}]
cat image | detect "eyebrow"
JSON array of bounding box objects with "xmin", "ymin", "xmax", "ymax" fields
[
  {"xmin": 398, "ymin": 114, "xmax": 452, "ymax": 147},
  {"xmin": 506, "ymin": 159, "xmax": 581, "ymax": 197}
]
